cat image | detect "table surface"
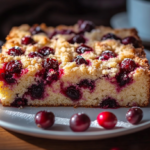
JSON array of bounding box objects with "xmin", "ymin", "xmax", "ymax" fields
[{"xmin": 0, "ymin": 48, "xmax": 150, "ymax": 150}]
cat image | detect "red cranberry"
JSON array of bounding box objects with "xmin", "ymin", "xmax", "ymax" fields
[
  {"xmin": 8, "ymin": 46, "xmax": 24, "ymax": 56},
  {"xmin": 21, "ymin": 36, "xmax": 34, "ymax": 45},
  {"xmin": 70, "ymin": 113, "xmax": 91, "ymax": 132},
  {"xmin": 100, "ymin": 97, "xmax": 119, "ymax": 108},
  {"xmin": 11, "ymin": 98, "xmax": 28, "ymax": 107},
  {"xmin": 46, "ymin": 70, "xmax": 59, "ymax": 85},
  {"xmin": 65, "ymin": 86, "xmax": 81, "ymax": 101},
  {"xmin": 68, "ymin": 34, "xmax": 86, "ymax": 44},
  {"xmin": 126, "ymin": 107, "xmax": 143, "ymax": 125},
  {"xmin": 116, "ymin": 73, "xmax": 132, "ymax": 87},
  {"xmin": 28, "ymin": 82, "xmax": 45, "ymax": 99},
  {"xmin": 121, "ymin": 58, "xmax": 137, "ymax": 73},
  {"xmin": 73, "ymin": 56, "xmax": 88, "ymax": 65},
  {"xmin": 99, "ymin": 50, "xmax": 116, "ymax": 60},
  {"xmin": 49, "ymin": 29, "xmax": 74, "ymax": 39},
  {"xmin": 122, "ymin": 36, "xmax": 139, "ymax": 48},
  {"xmin": 42, "ymin": 58, "xmax": 58, "ymax": 70},
  {"xmin": 76, "ymin": 44, "xmax": 93, "ymax": 54},
  {"xmin": 38, "ymin": 46, "xmax": 54, "ymax": 56},
  {"xmin": 78, "ymin": 79, "xmax": 95, "ymax": 90},
  {"xmin": 28, "ymin": 52, "xmax": 43, "ymax": 58},
  {"xmin": 3, "ymin": 74, "xmax": 16, "ymax": 84},
  {"xmin": 78, "ymin": 20, "xmax": 95, "ymax": 33},
  {"xmin": 97, "ymin": 112, "xmax": 117, "ymax": 129},
  {"xmin": 5, "ymin": 60, "xmax": 22, "ymax": 74},
  {"xmin": 35, "ymin": 111, "xmax": 55, "ymax": 129},
  {"xmin": 101, "ymin": 33, "xmax": 121, "ymax": 41},
  {"xmin": 30, "ymin": 26, "xmax": 45, "ymax": 35}
]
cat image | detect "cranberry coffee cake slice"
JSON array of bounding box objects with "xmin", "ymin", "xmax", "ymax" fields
[{"xmin": 0, "ymin": 20, "xmax": 149, "ymax": 108}]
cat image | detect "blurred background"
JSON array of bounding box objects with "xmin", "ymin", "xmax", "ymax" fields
[{"xmin": 0, "ymin": 0, "xmax": 126, "ymax": 40}]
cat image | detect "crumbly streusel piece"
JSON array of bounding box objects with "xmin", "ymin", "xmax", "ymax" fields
[{"xmin": 0, "ymin": 20, "xmax": 149, "ymax": 108}]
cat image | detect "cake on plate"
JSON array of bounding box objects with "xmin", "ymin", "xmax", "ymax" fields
[{"xmin": 0, "ymin": 20, "xmax": 149, "ymax": 108}]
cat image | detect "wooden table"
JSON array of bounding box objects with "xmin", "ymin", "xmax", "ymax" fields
[{"xmin": 1, "ymin": 49, "xmax": 150, "ymax": 150}]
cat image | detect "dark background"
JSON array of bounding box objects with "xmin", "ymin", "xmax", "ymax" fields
[{"xmin": 0, "ymin": 0, "xmax": 126, "ymax": 40}]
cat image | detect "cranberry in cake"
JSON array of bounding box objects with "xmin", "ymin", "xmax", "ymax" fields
[{"xmin": 0, "ymin": 20, "xmax": 149, "ymax": 108}]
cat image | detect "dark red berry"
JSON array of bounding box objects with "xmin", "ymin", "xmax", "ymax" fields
[
  {"xmin": 3, "ymin": 74, "xmax": 16, "ymax": 84},
  {"xmin": 116, "ymin": 73, "xmax": 132, "ymax": 87},
  {"xmin": 28, "ymin": 52, "xmax": 43, "ymax": 58},
  {"xmin": 101, "ymin": 33, "xmax": 121, "ymax": 41},
  {"xmin": 5, "ymin": 60, "xmax": 22, "ymax": 74},
  {"xmin": 97, "ymin": 112, "xmax": 117, "ymax": 129},
  {"xmin": 8, "ymin": 46, "xmax": 24, "ymax": 56},
  {"xmin": 121, "ymin": 58, "xmax": 137, "ymax": 73},
  {"xmin": 38, "ymin": 46, "xmax": 54, "ymax": 56},
  {"xmin": 68, "ymin": 34, "xmax": 86, "ymax": 44},
  {"xmin": 11, "ymin": 98, "xmax": 28, "ymax": 107},
  {"xmin": 46, "ymin": 69, "xmax": 59, "ymax": 85},
  {"xmin": 78, "ymin": 79, "xmax": 95, "ymax": 90},
  {"xmin": 126, "ymin": 107, "xmax": 143, "ymax": 124},
  {"xmin": 28, "ymin": 82, "xmax": 45, "ymax": 99},
  {"xmin": 100, "ymin": 97, "xmax": 119, "ymax": 108},
  {"xmin": 21, "ymin": 36, "xmax": 34, "ymax": 45},
  {"xmin": 76, "ymin": 44, "xmax": 93, "ymax": 54},
  {"xmin": 99, "ymin": 50, "xmax": 116, "ymax": 60},
  {"xmin": 65, "ymin": 86, "xmax": 81, "ymax": 101},
  {"xmin": 122, "ymin": 36, "xmax": 139, "ymax": 48},
  {"xmin": 78, "ymin": 20, "xmax": 95, "ymax": 33},
  {"xmin": 49, "ymin": 29, "xmax": 74, "ymax": 39},
  {"xmin": 35, "ymin": 111, "xmax": 55, "ymax": 129},
  {"xmin": 42, "ymin": 58, "xmax": 58, "ymax": 70},
  {"xmin": 30, "ymin": 26, "xmax": 45, "ymax": 35},
  {"xmin": 70, "ymin": 113, "xmax": 91, "ymax": 132},
  {"xmin": 73, "ymin": 55, "xmax": 88, "ymax": 65}
]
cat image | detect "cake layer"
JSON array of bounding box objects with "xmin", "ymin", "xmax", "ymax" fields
[{"xmin": 0, "ymin": 20, "xmax": 149, "ymax": 108}]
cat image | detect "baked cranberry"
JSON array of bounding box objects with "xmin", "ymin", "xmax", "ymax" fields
[
  {"xmin": 35, "ymin": 111, "xmax": 55, "ymax": 129},
  {"xmin": 68, "ymin": 35, "xmax": 86, "ymax": 44},
  {"xmin": 122, "ymin": 36, "xmax": 139, "ymax": 48},
  {"xmin": 78, "ymin": 79, "xmax": 95, "ymax": 90},
  {"xmin": 70, "ymin": 113, "xmax": 91, "ymax": 132},
  {"xmin": 30, "ymin": 26, "xmax": 45, "ymax": 35},
  {"xmin": 121, "ymin": 58, "xmax": 137, "ymax": 73},
  {"xmin": 49, "ymin": 29, "xmax": 74, "ymax": 39},
  {"xmin": 28, "ymin": 82, "xmax": 44, "ymax": 99},
  {"xmin": 28, "ymin": 52, "xmax": 43, "ymax": 58},
  {"xmin": 78, "ymin": 20, "xmax": 95, "ymax": 33},
  {"xmin": 21, "ymin": 36, "xmax": 34, "ymax": 45},
  {"xmin": 76, "ymin": 44, "xmax": 93, "ymax": 54},
  {"xmin": 101, "ymin": 33, "xmax": 121, "ymax": 41},
  {"xmin": 65, "ymin": 86, "xmax": 81, "ymax": 101},
  {"xmin": 100, "ymin": 97, "xmax": 119, "ymax": 108},
  {"xmin": 38, "ymin": 46, "xmax": 54, "ymax": 56},
  {"xmin": 126, "ymin": 107, "xmax": 143, "ymax": 125},
  {"xmin": 99, "ymin": 50, "xmax": 116, "ymax": 60},
  {"xmin": 46, "ymin": 70, "xmax": 59, "ymax": 85},
  {"xmin": 5, "ymin": 60, "xmax": 22, "ymax": 74},
  {"xmin": 97, "ymin": 112, "xmax": 117, "ymax": 129},
  {"xmin": 42, "ymin": 58, "xmax": 58, "ymax": 70},
  {"xmin": 73, "ymin": 56, "xmax": 88, "ymax": 65},
  {"xmin": 116, "ymin": 73, "xmax": 132, "ymax": 87},
  {"xmin": 8, "ymin": 46, "xmax": 24, "ymax": 56},
  {"xmin": 11, "ymin": 98, "xmax": 28, "ymax": 107}
]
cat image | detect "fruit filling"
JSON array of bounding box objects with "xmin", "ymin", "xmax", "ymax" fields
[
  {"xmin": 101, "ymin": 33, "xmax": 121, "ymax": 41},
  {"xmin": 11, "ymin": 98, "xmax": 28, "ymax": 107},
  {"xmin": 78, "ymin": 79, "xmax": 95, "ymax": 91},
  {"xmin": 42, "ymin": 58, "xmax": 59, "ymax": 70},
  {"xmin": 38, "ymin": 46, "xmax": 54, "ymax": 56},
  {"xmin": 30, "ymin": 26, "xmax": 45, "ymax": 35},
  {"xmin": 68, "ymin": 34, "xmax": 86, "ymax": 44},
  {"xmin": 73, "ymin": 55, "xmax": 88, "ymax": 65},
  {"xmin": 21, "ymin": 36, "xmax": 34, "ymax": 45},
  {"xmin": 28, "ymin": 52, "xmax": 43, "ymax": 58}
]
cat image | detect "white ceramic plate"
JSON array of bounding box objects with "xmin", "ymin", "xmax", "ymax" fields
[
  {"xmin": 0, "ymin": 50, "xmax": 150, "ymax": 140},
  {"xmin": 110, "ymin": 12, "xmax": 150, "ymax": 46}
]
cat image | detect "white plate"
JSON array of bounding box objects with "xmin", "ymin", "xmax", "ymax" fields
[
  {"xmin": 110, "ymin": 12, "xmax": 150, "ymax": 46},
  {"xmin": 0, "ymin": 50, "xmax": 150, "ymax": 140}
]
